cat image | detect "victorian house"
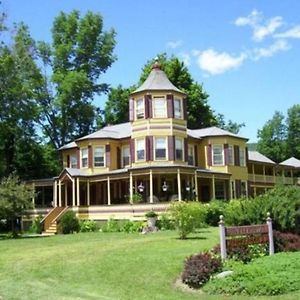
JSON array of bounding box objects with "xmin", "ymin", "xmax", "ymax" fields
[{"xmin": 25, "ymin": 61, "xmax": 300, "ymax": 233}]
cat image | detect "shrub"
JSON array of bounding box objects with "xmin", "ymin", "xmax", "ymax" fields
[
  {"xmin": 29, "ymin": 215, "xmax": 43, "ymax": 234},
  {"xmin": 204, "ymin": 252, "xmax": 300, "ymax": 296},
  {"xmin": 80, "ymin": 220, "xmax": 98, "ymax": 232},
  {"xmin": 145, "ymin": 211, "xmax": 157, "ymax": 218},
  {"xmin": 205, "ymin": 200, "xmax": 227, "ymax": 226},
  {"xmin": 169, "ymin": 202, "xmax": 206, "ymax": 239},
  {"xmin": 131, "ymin": 193, "xmax": 143, "ymax": 203},
  {"xmin": 58, "ymin": 211, "xmax": 80, "ymax": 234},
  {"xmin": 120, "ymin": 220, "xmax": 144, "ymax": 233},
  {"xmin": 156, "ymin": 213, "xmax": 175, "ymax": 230},
  {"xmin": 274, "ymin": 231, "xmax": 300, "ymax": 252},
  {"xmin": 182, "ymin": 252, "xmax": 222, "ymax": 288},
  {"xmin": 101, "ymin": 218, "xmax": 122, "ymax": 232}
]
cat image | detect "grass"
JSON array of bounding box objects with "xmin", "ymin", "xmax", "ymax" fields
[{"xmin": 0, "ymin": 229, "xmax": 299, "ymax": 300}]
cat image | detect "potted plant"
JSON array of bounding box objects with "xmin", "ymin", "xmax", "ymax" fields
[{"xmin": 145, "ymin": 210, "xmax": 158, "ymax": 228}]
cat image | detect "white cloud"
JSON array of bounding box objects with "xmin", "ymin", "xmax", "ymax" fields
[
  {"xmin": 234, "ymin": 10, "xmax": 283, "ymax": 41},
  {"xmin": 178, "ymin": 53, "xmax": 191, "ymax": 66},
  {"xmin": 274, "ymin": 25, "xmax": 300, "ymax": 39},
  {"xmin": 166, "ymin": 40, "xmax": 182, "ymax": 49},
  {"xmin": 253, "ymin": 39, "xmax": 290, "ymax": 60},
  {"xmin": 195, "ymin": 49, "xmax": 247, "ymax": 75}
]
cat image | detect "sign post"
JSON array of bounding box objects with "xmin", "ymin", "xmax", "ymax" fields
[{"xmin": 219, "ymin": 215, "xmax": 227, "ymax": 260}]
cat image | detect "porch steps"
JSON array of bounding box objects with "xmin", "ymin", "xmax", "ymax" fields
[{"xmin": 41, "ymin": 206, "xmax": 69, "ymax": 234}]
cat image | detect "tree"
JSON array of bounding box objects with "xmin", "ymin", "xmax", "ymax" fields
[
  {"xmin": 286, "ymin": 104, "xmax": 300, "ymax": 159},
  {"xmin": 0, "ymin": 175, "xmax": 34, "ymax": 236},
  {"xmin": 257, "ymin": 111, "xmax": 287, "ymax": 162},
  {"xmin": 37, "ymin": 10, "xmax": 116, "ymax": 148},
  {"xmin": 215, "ymin": 113, "xmax": 245, "ymax": 134},
  {"xmin": 0, "ymin": 23, "xmax": 43, "ymax": 177}
]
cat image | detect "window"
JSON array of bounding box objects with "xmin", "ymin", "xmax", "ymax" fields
[
  {"xmin": 122, "ymin": 145, "xmax": 130, "ymax": 167},
  {"xmin": 153, "ymin": 97, "xmax": 166, "ymax": 118},
  {"xmin": 212, "ymin": 145, "xmax": 224, "ymax": 166},
  {"xmin": 240, "ymin": 148, "xmax": 246, "ymax": 167},
  {"xmin": 241, "ymin": 180, "xmax": 247, "ymax": 196},
  {"xmin": 215, "ymin": 181, "xmax": 225, "ymax": 200},
  {"xmin": 136, "ymin": 139, "xmax": 145, "ymax": 161},
  {"xmin": 81, "ymin": 148, "xmax": 88, "ymax": 168},
  {"xmin": 228, "ymin": 145, "xmax": 234, "ymax": 165},
  {"xmin": 94, "ymin": 146, "xmax": 105, "ymax": 167},
  {"xmin": 174, "ymin": 98, "xmax": 182, "ymax": 119},
  {"xmin": 135, "ymin": 98, "xmax": 144, "ymax": 119},
  {"xmin": 188, "ymin": 145, "xmax": 194, "ymax": 165},
  {"xmin": 175, "ymin": 138, "xmax": 183, "ymax": 161},
  {"xmin": 70, "ymin": 155, "xmax": 77, "ymax": 168},
  {"xmin": 155, "ymin": 137, "xmax": 167, "ymax": 160}
]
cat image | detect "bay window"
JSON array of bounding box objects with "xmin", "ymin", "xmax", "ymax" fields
[
  {"xmin": 188, "ymin": 145, "xmax": 194, "ymax": 165},
  {"xmin": 240, "ymin": 148, "xmax": 246, "ymax": 167},
  {"xmin": 155, "ymin": 137, "xmax": 167, "ymax": 160},
  {"xmin": 175, "ymin": 138, "xmax": 183, "ymax": 161},
  {"xmin": 136, "ymin": 138, "xmax": 145, "ymax": 161},
  {"xmin": 81, "ymin": 148, "xmax": 88, "ymax": 168},
  {"xmin": 153, "ymin": 97, "xmax": 166, "ymax": 118},
  {"xmin": 228, "ymin": 145, "xmax": 234, "ymax": 165},
  {"xmin": 212, "ymin": 145, "xmax": 224, "ymax": 166},
  {"xmin": 122, "ymin": 145, "xmax": 130, "ymax": 167},
  {"xmin": 174, "ymin": 98, "xmax": 182, "ymax": 119},
  {"xmin": 70, "ymin": 155, "xmax": 77, "ymax": 168},
  {"xmin": 135, "ymin": 98, "xmax": 144, "ymax": 119}
]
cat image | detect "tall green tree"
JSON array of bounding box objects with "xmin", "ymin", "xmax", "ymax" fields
[
  {"xmin": 286, "ymin": 104, "xmax": 300, "ymax": 159},
  {"xmin": 0, "ymin": 23, "xmax": 43, "ymax": 177},
  {"xmin": 37, "ymin": 10, "xmax": 116, "ymax": 148},
  {"xmin": 257, "ymin": 111, "xmax": 287, "ymax": 162}
]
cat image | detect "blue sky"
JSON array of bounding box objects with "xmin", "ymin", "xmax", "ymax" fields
[{"xmin": 3, "ymin": 0, "xmax": 300, "ymax": 142}]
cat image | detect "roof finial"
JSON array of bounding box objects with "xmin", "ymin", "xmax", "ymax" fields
[{"xmin": 152, "ymin": 56, "xmax": 161, "ymax": 70}]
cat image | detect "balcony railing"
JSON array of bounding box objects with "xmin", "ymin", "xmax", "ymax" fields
[{"xmin": 248, "ymin": 174, "xmax": 296, "ymax": 185}]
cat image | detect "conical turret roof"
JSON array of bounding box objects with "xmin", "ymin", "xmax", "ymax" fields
[{"xmin": 131, "ymin": 61, "xmax": 185, "ymax": 95}]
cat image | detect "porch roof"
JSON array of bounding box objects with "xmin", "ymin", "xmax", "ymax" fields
[
  {"xmin": 248, "ymin": 151, "xmax": 276, "ymax": 165},
  {"xmin": 279, "ymin": 157, "xmax": 300, "ymax": 168}
]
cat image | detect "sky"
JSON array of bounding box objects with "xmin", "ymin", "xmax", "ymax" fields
[{"xmin": 2, "ymin": 0, "xmax": 300, "ymax": 142}]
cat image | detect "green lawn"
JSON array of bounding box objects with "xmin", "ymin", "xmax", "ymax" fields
[{"xmin": 0, "ymin": 229, "xmax": 299, "ymax": 300}]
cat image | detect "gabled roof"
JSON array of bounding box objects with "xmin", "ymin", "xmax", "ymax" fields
[
  {"xmin": 248, "ymin": 151, "xmax": 276, "ymax": 164},
  {"xmin": 280, "ymin": 157, "xmax": 300, "ymax": 168},
  {"xmin": 59, "ymin": 141, "xmax": 77, "ymax": 151},
  {"xmin": 188, "ymin": 126, "xmax": 248, "ymax": 140},
  {"xmin": 131, "ymin": 64, "xmax": 185, "ymax": 95}
]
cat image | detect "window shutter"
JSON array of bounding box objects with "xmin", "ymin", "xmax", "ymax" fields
[
  {"xmin": 144, "ymin": 95, "xmax": 152, "ymax": 119},
  {"xmin": 146, "ymin": 136, "xmax": 153, "ymax": 161},
  {"xmin": 88, "ymin": 145, "xmax": 93, "ymax": 168},
  {"xmin": 167, "ymin": 94, "xmax": 174, "ymax": 118},
  {"xmin": 207, "ymin": 144, "xmax": 212, "ymax": 166},
  {"xmin": 184, "ymin": 139, "xmax": 188, "ymax": 162},
  {"xmin": 224, "ymin": 144, "xmax": 229, "ymax": 165},
  {"xmin": 245, "ymin": 147, "xmax": 249, "ymax": 165},
  {"xmin": 234, "ymin": 145, "xmax": 240, "ymax": 166},
  {"xmin": 168, "ymin": 136, "xmax": 175, "ymax": 161},
  {"xmin": 76, "ymin": 147, "xmax": 80, "ymax": 168},
  {"xmin": 235, "ymin": 179, "xmax": 241, "ymax": 198},
  {"xmin": 194, "ymin": 145, "xmax": 198, "ymax": 166},
  {"xmin": 130, "ymin": 139, "xmax": 135, "ymax": 163},
  {"xmin": 105, "ymin": 145, "xmax": 111, "ymax": 168},
  {"xmin": 67, "ymin": 155, "xmax": 70, "ymax": 168},
  {"xmin": 117, "ymin": 147, "xmax": 121, "ymax": 169},
  {"xmin": 129, "ymin": 98, "xmax": 134, "ymax": 122},
  {"xmin": 183, "ymin": 97, "xmax": 187, "ymax": 120}
]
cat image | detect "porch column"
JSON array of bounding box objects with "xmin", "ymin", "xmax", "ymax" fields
[
  {"xmin": 64, "ymin": 183, "xmax": 68, "ymax": 206},
  {"xmin": 87, "ymin": 180, "xmax": 90, "ymax": 206},
  {"xmin": 58, "ymin": 180, "xmax": 62, "ymax": 207},
  {"xmin": 32, "ymin": 183, "xmax": 35, "ymax": 207},
  {"xmin": 194, "ymin": 171, "xmax": 199, "ymax": 201},
  {"xmin": 212, "ymin": 175, "xmax": 216, "ymax": 200},
  {"xmin": 76, "ymin": 177, "xmax": 80, "ymax": 206},
  {"xmin": 229, "ymin": 180, "xmax": 233, "ymax": 199},
  {"xmin": 177, "ymin": 169, "xmax": 182, "ymax": 201},
  {"xmin": 107, "ymin": 177, "xmax": 111, "ymax": 205},
  {"xmin": 149, "ymin": 169, "xmax": 153, "ymax": 204},
  {"xmin": 263, "ymin": 165, "xmax": 266, "ymax": 183},
  {"xmin": 72, "ymin": 179, "xmax": 76, "ymax": 206},
  {"xmin": 273, "ymin": 167, "xmax": 276, "ymax": 184},
  {"xmin": 129, "ymin": 172, "xmax": 133, "ymax": 204},
  {"xmin": 53, "ymin": 180, "xmax": 57, "ymax": 207}
]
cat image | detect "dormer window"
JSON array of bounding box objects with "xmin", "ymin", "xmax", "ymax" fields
[
  {"xmin": 174, "ymin": 98, "xmax": 182, "ymax": 119},
  {"xmin": 153, "ymin": 96, "xmax": 166, "ymax": 118},
  {"xmin": 135, "ymin": 98, "xmax": 144, "ymax": 119}
]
